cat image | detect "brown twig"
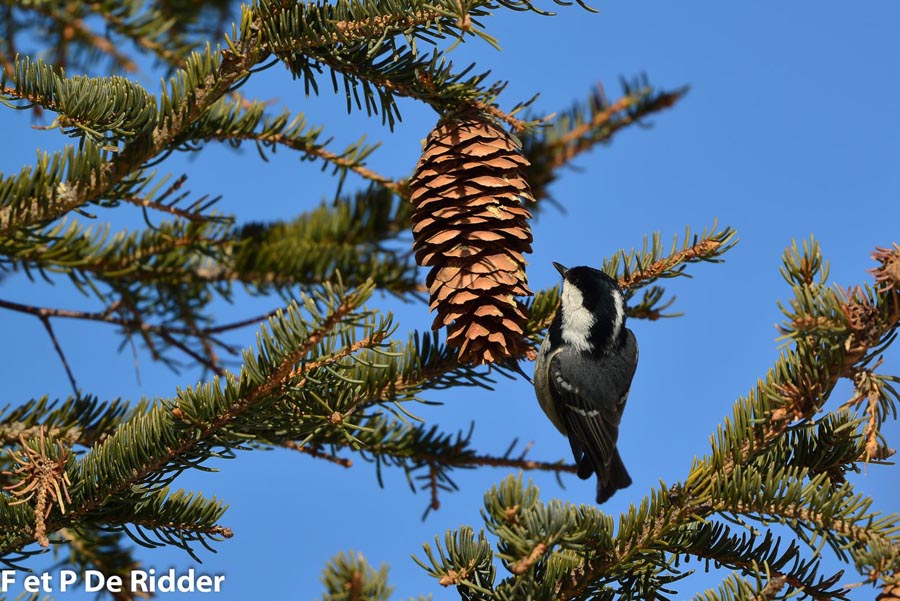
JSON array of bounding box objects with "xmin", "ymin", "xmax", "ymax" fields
[
  {"xmin": 284, "ymin": 441, "xmax": 352, "ymax": 468},
  {"xmin": 458, "ymin": 453, "xmax": 577, "ymax": 473},
  {"xmin": 156, "ymin": 328, "xmax": 225, "ymax": 376},
  {"xmin": 38, "ymin": 315, "xmax": 79, "ymax": 394},
  {"xmin": 428, "ymin": 463, "xmax": 440, "ymax": 512},
  {"xmin": 303, "ymin": 146, "xmax": 406, "ymax": 197},
  {"xmin": 841, "ymin": 360, "xmax": 888, "ymax": 461},
  {"xmin": 0, "ymin": 296, "xmax": 277, "ymax": 344},
  {"xmin": 121, "ymin": 194, "xmax": 213, "ymax": 222},
  {"xmin": 215, "ymin": 130, "xmax": 406, "ymax": 197},
  {"xmin": 120, "ymin": 174, "xmax": 221, "ymax": 222},
  {"xmin": 203, "ymin": 309, "xmax": 282, "ymax": 334}
]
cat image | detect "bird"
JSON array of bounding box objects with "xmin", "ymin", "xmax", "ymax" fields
[{"xmin": 533, "ymin": 262, "xmax": 638, "ymax": 504}]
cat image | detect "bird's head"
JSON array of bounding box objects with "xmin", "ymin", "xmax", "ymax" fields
[{"xmin": 550, "ymin": 262, "xmax": 626, "ymax": 354}]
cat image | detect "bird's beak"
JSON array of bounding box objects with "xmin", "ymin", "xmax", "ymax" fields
[{"xmin": 552, "ymin": 262, "xmax": 568, "ymax": 278}]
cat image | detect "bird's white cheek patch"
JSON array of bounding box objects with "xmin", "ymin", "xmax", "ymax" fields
[
  {"xmin": 610, "ymin": 289, "xmax": 625, "ymax": 345},
  {"xmin": 560, "ymin": 282, "xmax": 595, "ymax": 352}
]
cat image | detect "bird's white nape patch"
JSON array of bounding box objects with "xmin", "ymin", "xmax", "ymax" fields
[
  {"xmin": 560, "ymin": 281, "xmax": 595, "ymax": 352},
  {"xmin": 610, "ymin": 289, "xmax": 625, "ymax": 346}
]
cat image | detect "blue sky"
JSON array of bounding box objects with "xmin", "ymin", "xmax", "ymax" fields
[{"xmin": 2, "ymin": 2, "xmax": 900, "ymax": 599}]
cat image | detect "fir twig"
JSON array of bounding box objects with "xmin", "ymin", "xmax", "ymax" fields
[
  {"xmin": 38, "ymin": 315, "xmax": 78, "ymax": 395},
  {"xmin": 284, "ymin": 441, "xmax": 353, "ymax": 468},
  {"xmin": 0, "ymin": 297, "xmax": 275, "ymax": 377}
]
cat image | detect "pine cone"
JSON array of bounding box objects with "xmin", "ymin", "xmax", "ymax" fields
[{"xmin": 409, "ymin": 114, "xmax": 535, "ymax": 364}]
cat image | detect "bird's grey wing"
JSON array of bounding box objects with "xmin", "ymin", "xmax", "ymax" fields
[{"xmin": 548, "ymin": 330, "xmax": 638, "ymax": 471}]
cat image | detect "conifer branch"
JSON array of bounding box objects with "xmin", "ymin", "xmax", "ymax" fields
[
  {"xmin": 546, "ymin": 84, "xmax": 683, "ymax": 169},
  {"xmin": 80, "ymin": 0, "xmax": 194, "ymax": 67},
  {"xmin": 523, "ymin": 80, "xmax": 687, "ymax": 202},
  {"xmin": 0, "ymin": 26, "xmax": 264, "ymax": 233},
  {"xmin": 36, "ymin": 3, "xmax": 139, "ymax": 73},
  {"xmin": 1, "ymin": 282, "xmax": 391, "ymax": 556},
  {"xmin": 2, "ymin": 186, "xmax": 417, "ymax": 374},
  {"xmin": 460, "ymin": 454, "xmax": 577, "ymax": 472},
  {"xmin": 685, "ymin": 548, "xmax": 831, "ymax": 600},
  {"xmin": 6, "ymin": 0, "xmax": 198, "ymax": 72},
  {"xmin": 122, "ymin": 193, "xmax": 216, "ymax": 222},
  {"xmin": 120, "ymin": 174, "xmax": 220, "ymax": 222},
  {"xmin": 0, "ymin": 396, "xmax": 134, "ymax": 452},
  {"xmin": 116, "ymin": 517, "xmax": 234, "ymax": 541},
  {"xmin": 279, "ymin": 410, "xmax": 580, "ymax": 515},
  {"xmin": 729, "ymin": 500, "xmax": 897, "ymax": 562},
  {"xmin": 257, "ymin": 0, "xmax": 528, "ymax": 127}
]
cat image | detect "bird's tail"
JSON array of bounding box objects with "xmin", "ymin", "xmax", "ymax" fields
[{"xmin": 595, "ymin": 449, "xmax": 632, "ymax": 504}]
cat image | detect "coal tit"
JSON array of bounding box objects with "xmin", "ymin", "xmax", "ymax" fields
[{"xmin": 533, "ymin": 262, "xmax": 638, "ymax": 503}]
